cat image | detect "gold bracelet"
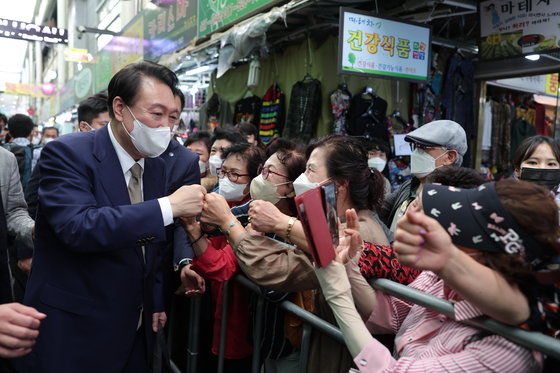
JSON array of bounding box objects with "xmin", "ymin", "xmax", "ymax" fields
[{"xmin": 286, "ymin": 217, "xmax": 297, "ymax": 244}]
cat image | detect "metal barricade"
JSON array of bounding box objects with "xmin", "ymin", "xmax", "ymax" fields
[{"xmin": 181, "ymin": 274, "xmax": 560, "ymax": 372}]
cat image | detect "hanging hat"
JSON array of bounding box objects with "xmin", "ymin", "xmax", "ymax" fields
[{"xmin": 422, "ymin": 182, "xmax": 545, "ymax": 266}]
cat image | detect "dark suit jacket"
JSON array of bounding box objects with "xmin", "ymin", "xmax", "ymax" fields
[{"xmin": 20, "ymin": 126, "xmax": 169, "ymax": 372}]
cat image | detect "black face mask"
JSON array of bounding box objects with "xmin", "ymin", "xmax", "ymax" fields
[{"xmin": 520, "ymin": 167, "xmax": 560, "ymax": 190}]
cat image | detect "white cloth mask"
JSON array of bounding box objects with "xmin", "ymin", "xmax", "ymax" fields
[
  {"xmin": 250, "ymin": 174, "xmax": 290, "ymax": 205},
  {"xmin": 293, "ymin": 173, "xmax": 328, "ymax": 196},
  {"xmin": 122, "ymin": 106, "xmax": 171, "ymax": 158},
  {"xmin": 219, "ymin": 177, "xmax": 248, "ymax": 202},
  {"xmin": 410, "ymin": 148, "xmax": 447, "ymax": 178},
  {"xmin": 198, "ymin": 160, "xmax": 208, "ymax": 174},
  {"xmin": 209, "ymin": 155, "xmax": 223, "ymax": 177},
  {"xmin": 368, "ymin": 157, "xmax": 387, "ymax": 172}
]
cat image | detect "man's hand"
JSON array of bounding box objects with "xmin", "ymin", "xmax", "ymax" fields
[
  {"xmin": 17, "ymin": 258, "xmax": 32, "ymax": 275},
  {"xmin": 0, "ymin": 303, "xmax": 46, "ymax": 358},
  {"xmin": 177, "ymin": 264, "xmax": 206, "ymax": 297},
  {"xmin": 168, "ymin": 185, "xmax": 206, "ymax": 218},
  {"xmin": 151, "ymin": 312, "xmax": 167, "ymax": 333}
]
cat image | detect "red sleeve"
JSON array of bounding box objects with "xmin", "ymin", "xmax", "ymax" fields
[
  {"xmin": 358, "ymin": 242, "xmax": 421, "ymax": 285},
  {"xmin": 192, "ymin": 236, "xmax": 239, "ymax": 281}
]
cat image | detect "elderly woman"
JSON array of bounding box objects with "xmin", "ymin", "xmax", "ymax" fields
[
  {"xmin": 181, "ymin": 142, "xmax": 265, "ymax": 372},
  {"xmin": 315, "ymin": 180, "xmax": 558, "ymax": 372},
  {"xmin": 197, "ymin": 139, "xmax": 308, "ymax": 371}
]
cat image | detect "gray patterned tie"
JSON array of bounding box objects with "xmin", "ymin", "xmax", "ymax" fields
[{"xmin": 128, "ymin": 163, "xmax": 143, "ymax": 204}]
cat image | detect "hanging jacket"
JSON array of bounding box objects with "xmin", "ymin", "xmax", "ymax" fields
[
  {"xmin": 283, "ymin": 79, "xmax": 322, "ymax": 144},
  {"xmin": 259, "ymin": 83, "xmax": 285, "ymax": 146},
  {"xmin": 347, "ymin": 92, "xmax": 388, "ymax": 142}
]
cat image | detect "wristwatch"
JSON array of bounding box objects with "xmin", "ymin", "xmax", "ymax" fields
[{"xmin": 174, "ymin": 258, "xmax": 193, "ymax": 272}]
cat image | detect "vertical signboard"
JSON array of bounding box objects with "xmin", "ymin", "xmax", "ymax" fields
[
  {"xmin": 479, "ymin": 0, "xmax": 560, "ymax": 59},
  {"xmin": 197, "ymin": 0, "xmax": 277, "ymax": 38},
  {"xmin": 338, "ymin": 8, "xmax": 431, "ymax": 82},
  {"xmin": 144, "ymin": 0, "xmax": 197, "ymax": 61}
]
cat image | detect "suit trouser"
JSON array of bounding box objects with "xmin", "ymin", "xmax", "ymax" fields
[{"xmin": 123, "ymin": 326, "xmax": 148, "ymax": 373}]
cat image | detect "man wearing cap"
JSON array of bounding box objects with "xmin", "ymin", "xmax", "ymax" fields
[{"xmin": 381, "ymin": 119, "xmax": 468, "ymax": 233}]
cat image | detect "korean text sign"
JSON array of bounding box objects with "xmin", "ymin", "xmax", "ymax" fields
[
  {"xmin": 479, "ymin": 0, "xmax": 560, "ymax": 59},
  {"xmin": 338, "ymin": 9, "xmax": 431, "ymax": 82}
]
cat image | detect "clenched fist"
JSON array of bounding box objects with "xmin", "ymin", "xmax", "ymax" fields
[{"xmin": 168, "ymin": 185, "xmax": 207, "ymax": 218}]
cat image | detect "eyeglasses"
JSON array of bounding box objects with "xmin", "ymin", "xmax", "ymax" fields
[
  {"xmin": 410, "ymin": 142, "xmax": 447, "ymax": 152},
  {"xmin": 217, "ymin": 168, "xmax": 250, "ymax": 182},
  {"xmin": 259, "ymin": 165, "xmax": 289, "ymax": 181}
]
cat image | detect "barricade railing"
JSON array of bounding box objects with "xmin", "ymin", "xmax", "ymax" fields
[{"xmin": 181, "ymin": 274, "xmax": 560, "ymax": 372}]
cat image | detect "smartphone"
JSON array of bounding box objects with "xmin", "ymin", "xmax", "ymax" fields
[{"xmin": 321, "ymin": 182, "xmax": 339, "ymax": 248}]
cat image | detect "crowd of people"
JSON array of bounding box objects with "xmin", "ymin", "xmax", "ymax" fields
[{"xmin": 0, "ymin": 60, "xmax": 559, "ymax": 373}]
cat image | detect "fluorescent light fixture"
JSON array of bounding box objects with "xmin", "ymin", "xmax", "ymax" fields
[
  {"xmin": 525, "ymin": 54, "xmax": 540, "ymax": 61},
  {"xmin": 185, "ymin": 65, "xmax": 216, "ymax": 76}
]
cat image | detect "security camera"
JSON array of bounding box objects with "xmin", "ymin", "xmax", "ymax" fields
[{"xmin": 76, "ymin": 25, "xmax": 87, "ymax": 40}]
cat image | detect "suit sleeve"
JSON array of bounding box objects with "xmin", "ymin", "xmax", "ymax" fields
[
  {"xmin": 38, "ymin": 138, "xmax": 167, "ymax": 252},
  {"xmin": 3, "ymin": 150, "xmax": 34, "ymax": 257}
]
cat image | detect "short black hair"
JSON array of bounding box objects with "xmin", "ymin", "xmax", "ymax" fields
[
  {"xmin": 107, "ymin": 61, "xmax": 178, "ymax": 118},
  {"xmin": 78, "ymin": 93, "xmax": 109, "ymax": 124},
  {"xmin": 42, "ymin": 126, "xmax": 59, "ymax": 136},
  {"xmin": 184, "ymin": 131, "xmax": 212, "ymax": 153},
  {"xmin": 425, "ymin": 166, "xmax": 485, "ymax": 189},
  {"xmin": 173, "ymin": 87, "xmax": 185, "ymax": 111},
  {"xmin": 7, "ymin": 114, "xmax": 34, "ymax": 138},
  {"xmin": 0, "ymin": 113, "xmax": 8, "ymax": 124},
  {"xmin": 222, "ymin": 143, "xmax": 266, "ymax": 180},
  {"xmin": 237, "ymin": 122, "xmax": 258, "ymax": 138},
  {"xmin": 210, "ymin": 126, "xmax": 246, "ymax": 147},
  {"xmin": 365, "ymin": 138, "xmax": 392, "ymax": 159},
  {"xmin": 264, "ymin": 138, "xmax": 307, "ymax": 182}
]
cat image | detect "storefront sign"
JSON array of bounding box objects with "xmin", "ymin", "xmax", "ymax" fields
[
  {"xmin": 0, "ymin": 18, "xmax": 68, "ymax": 44},
  {"xmin": 490, "ymin": 73, "xmax": 559, "ymax": 96},
  {"xmin": 479, "ymin": 0, "xmax": 560, "ymax": 60},
  {"xmin": 144, "ymin": 0, "xmax": 197, "ymax": 61},
  {"xmin": 338, "ymin": 9, "xmax": 431, "ymax": 82},
  {"xmin": 197, "ymin": 0, "xmax": 277, "ymax": 38},
  {"xmin": 64, "ymin": 48, "xmax": 94, "ymax": 63},
  {"xmin": 4, "ymin": 83, "xmax": 57, "ymax": 97}
]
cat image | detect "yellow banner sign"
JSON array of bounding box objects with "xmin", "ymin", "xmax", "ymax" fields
[
  {"xmin": 64, "ymin": 48, "xmax": 94, "ymax": 63},
  {"xmin": 545, "ymin": 74, "xmax": 559, "ymax": 96},
  {"xmin": 4, "ymin": 82, "xmax": 57, "ymax": 97}
]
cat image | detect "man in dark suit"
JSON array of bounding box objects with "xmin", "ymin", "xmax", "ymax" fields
[{"xmin": 19, "ymin": 61, "xmax": 206, "ymax": 372}]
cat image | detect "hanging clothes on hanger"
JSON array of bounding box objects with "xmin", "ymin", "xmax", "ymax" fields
[
  {"xmin": 442, "ymin": 53, "xmax": 475, "ymax": 166},
  {"xmin": 330, "ymin": 83, "xmax": 351, "ymax": 134},
  {"xmin": 283, "ymin": 75, "xmax": 322, "ymax": 144},
  {"xmin": 347, "ymin": 86, "xmax": 388, "ymax": 142},
  {"xmin": 259, "ymin": 83, "xmax": 285, "ymax": 147},
  {"xmin": 233, "ymin": 90, "xmax": 262, "ymax": 127},
  {"xmin": 198, "ymin": 93, "xmax": 233, "ymax": 132}
]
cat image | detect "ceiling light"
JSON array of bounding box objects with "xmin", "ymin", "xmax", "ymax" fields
[
  {"xmin": 525, "ymin": 54, "xmax": 540, "ymax": 61},
  {"xmin": 185, "ymin": 65, "xmax": 216, "ymax": 76}
]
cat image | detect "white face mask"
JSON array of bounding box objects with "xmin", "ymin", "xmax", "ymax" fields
[
  {"xmin": 42, "ymin": 138, "xmax": 55, "ymax": 145},
  {"xmin": 198, "ymin": 159, "xmax": 208, "ymax": 174},
  {"xmin": 209, "ymin": 155, "xmax": 223, "ymax": 177},
  {"xmin": 31, "ymin": 137, "xmax": 41, "ymax": 145},
  {"xmin": 250, "ymin": 174, "xmax": 290, "ymax": 205},
  {"xmin": 122, "ymin": 106, "xmax": 171, "ymax": 158},
  {"xmin": 293, "ymin": 173, "xmax": 327, "ymax": 196},
  {"xmin": 368, "ymin": 157, "xmax": 387, "ymax": 172},
  {"xmin": 219, "ymin": 177, "xmax": 248, "ymax": 202},
  {"xmin": 410, "ymin": 148, "xmax": 447, "ymax": 178}
]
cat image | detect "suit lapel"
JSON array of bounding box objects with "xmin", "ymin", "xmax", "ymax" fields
[{"xmin": 93, "ymin": 126, "xmax": 130, "ymax": 207}]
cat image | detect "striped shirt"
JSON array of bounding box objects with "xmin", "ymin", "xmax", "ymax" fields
[{"xmin": 354, "ymin": 271, "xmax": 543, "ymax": 372}]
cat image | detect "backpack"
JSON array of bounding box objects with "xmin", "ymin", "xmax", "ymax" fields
[{"xmin": 1, "ymin": 142, "xmax": 39, "ymax": 189}]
